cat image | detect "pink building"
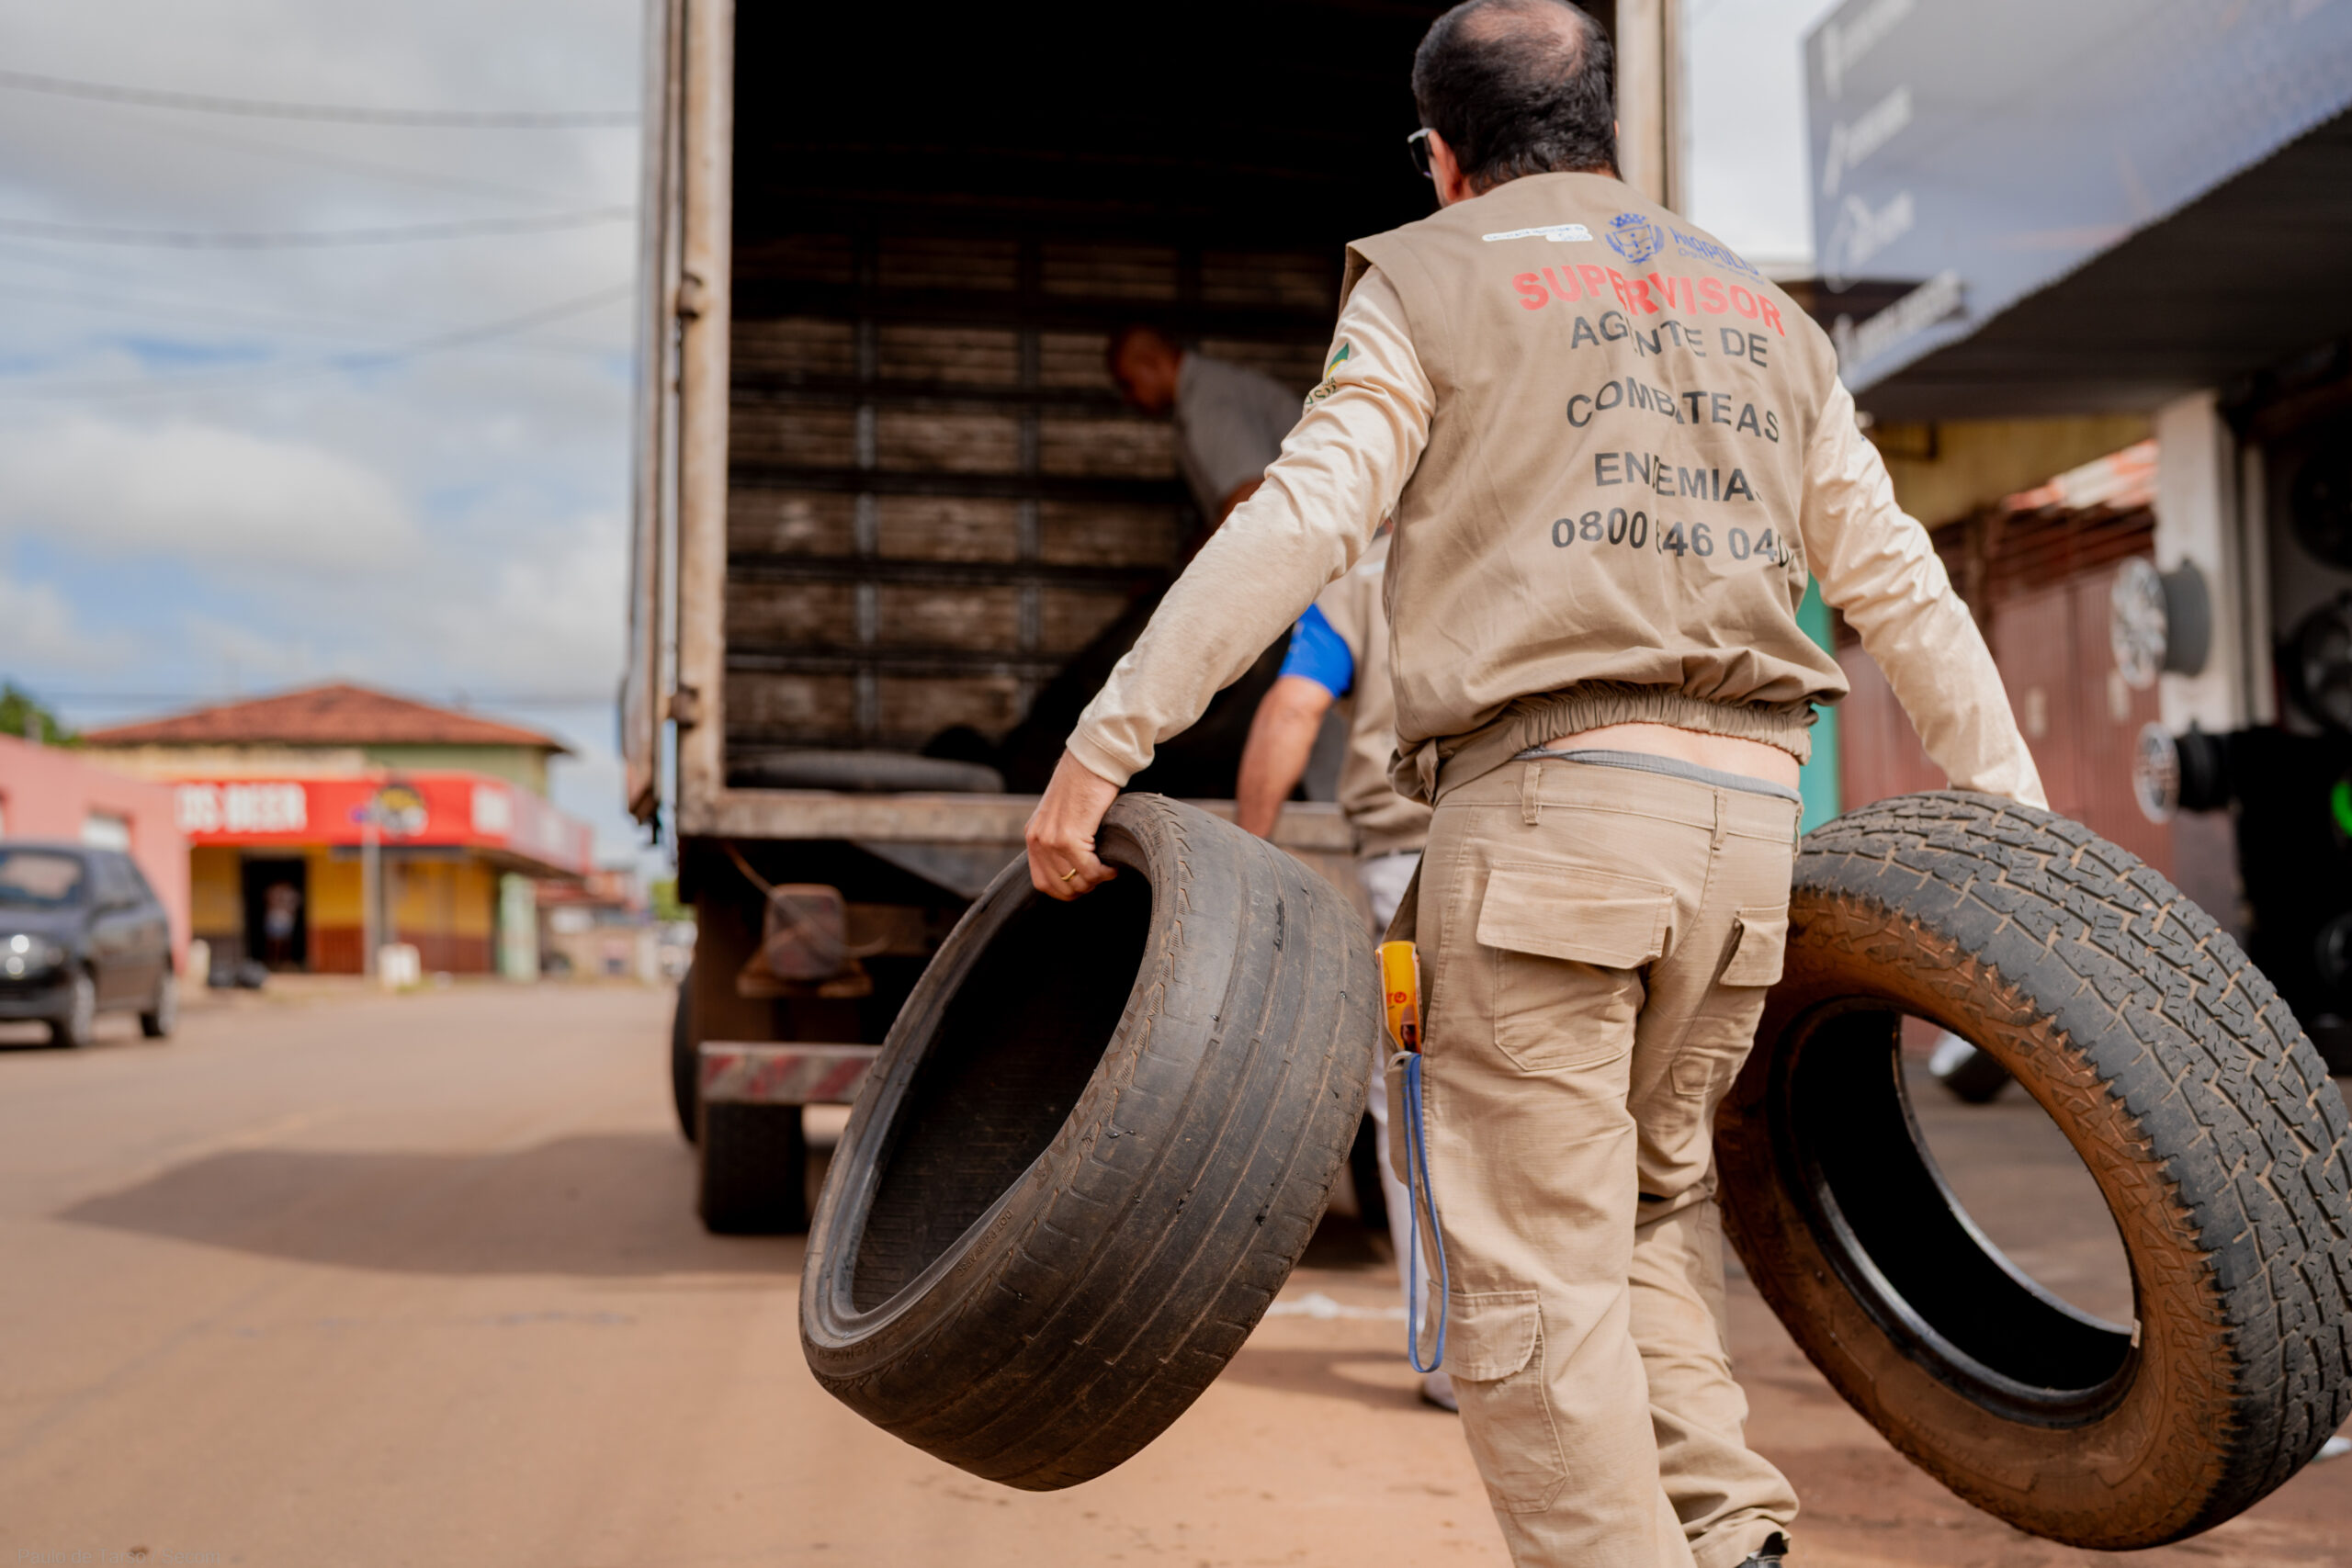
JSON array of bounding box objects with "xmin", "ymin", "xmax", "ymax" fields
[{"xmin": 0, "ymin": 736, "xmax": 191, "ymax": 974}]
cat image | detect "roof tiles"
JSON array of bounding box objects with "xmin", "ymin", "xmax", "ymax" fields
[{"xmin": 83, "ymin": 682, "xmax": 569, "ymax": 753}]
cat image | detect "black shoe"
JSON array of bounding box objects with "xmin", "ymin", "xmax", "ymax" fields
[{"xmin": 1737, "ymin": 1533, "xmax": 1791, "ymax": 1568}]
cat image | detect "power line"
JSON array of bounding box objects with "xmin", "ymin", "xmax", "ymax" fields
[
  {"xmin": 11, "ymin": 277, "xmax": 622, "ymax": 366},
  {"xmin": 0, "ymin": 206, "xmax": 634, "ymax": 249},
  {"xmin": 0, "ymin": 68, "xmax": 636, "ymax": 129},
  {"xmin": 338, "ymin": 281, "xmax": 635, "ymax": 364},
  {"xmin": 7, "ymin": 276, "xmax": 462, "ymax": 341},
  {"xmin": 0, "ymin": 280, "xmax": 635, "ymax": 399},
  {"xmin": 101, "ymin": 109, "xmax": 597, "ymax": 208}
]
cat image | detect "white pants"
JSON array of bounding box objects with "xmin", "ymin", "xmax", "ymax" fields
[{"xmin": 1358, "ymin": 851, "xmax": 1430, "ymax": 1345}]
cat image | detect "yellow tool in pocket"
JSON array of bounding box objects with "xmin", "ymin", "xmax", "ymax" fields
[
  {"xmin": 1377, "ymin": 939, "xmax": 1421, "ymax": 1053},
  {"xmin": 1376, "ymin": 937, "xmax": 1447, "ymax": 1373}
]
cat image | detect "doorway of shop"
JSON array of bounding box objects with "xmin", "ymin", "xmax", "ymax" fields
[{"xmin": 241, "ymin": 857, "xmax": 310, "ymax": 972}]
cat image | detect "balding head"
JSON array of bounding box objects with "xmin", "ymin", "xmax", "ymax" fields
[{"xmin": 1411, "ymin": 0, "xmax": 1615, "ymax": 195}]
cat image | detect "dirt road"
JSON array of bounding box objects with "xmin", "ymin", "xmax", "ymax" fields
[{"xmin": 1, "ymin": 986, "xmax": 2342, "ymax": 1566}]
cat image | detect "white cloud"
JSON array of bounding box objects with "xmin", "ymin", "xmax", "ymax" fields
[
  {"xmin": 418, "ymin": 514, "xmax": 627, "ymax": 690},
  {"xmin": 0, "ymin": 416, "xmax": 418, "ymax": 570},
  {"xmin": 175, "ymin": 611, "xmax": 320, "ymax": 691},
  {"xmin": 0, "ymin": 572, "xmax": 132, "ymax": 670},
  {"xmin": 0, "ymin": 1, "xmax": 666, "ymax": 881}
]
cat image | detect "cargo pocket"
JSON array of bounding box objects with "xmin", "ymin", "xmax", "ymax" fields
[
  {"xmin": 1448, "ymin": 1292, "xmax": 1566, "ymax": 1513},
  {"xmin": 1719, "ymin": 906, "xmax": 1789, "ymax": 987},
  {"xmin": 1477, "ymin": 863, "xmax": 1670, "ymax": 1074}
]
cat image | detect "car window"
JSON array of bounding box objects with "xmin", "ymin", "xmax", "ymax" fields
[
  {"xmin": 120, "ymin": 858, "xmax": 157, "ymax": 904},
  {"xmin": 0, "ymin": 850, "xmax": 87, "ymax": 909}
]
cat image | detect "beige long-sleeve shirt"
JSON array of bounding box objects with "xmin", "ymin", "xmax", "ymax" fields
[{"xmin": 1067, "ymin": 268, "xmax": 2045, "ymax": 809}]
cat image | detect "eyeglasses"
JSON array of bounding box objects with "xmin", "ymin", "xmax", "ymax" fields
[{"xmin": 1407, "ymin": 128, "xmax": 1434, "ymax": 179}]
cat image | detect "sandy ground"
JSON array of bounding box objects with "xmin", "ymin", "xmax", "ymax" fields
[{"xmin": 0, "ymin": 984, "xmax": 2343, "ymax": 1567}]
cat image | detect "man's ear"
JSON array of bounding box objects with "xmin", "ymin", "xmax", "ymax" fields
[{"xmin": 1427, "ymin": 130, "xmax": 1476, "ymax": 208}]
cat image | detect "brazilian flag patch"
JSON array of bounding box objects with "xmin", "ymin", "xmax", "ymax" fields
[{"xmin": 1304, "ymin": 339, "xmax": 1351, "ymax": 412}]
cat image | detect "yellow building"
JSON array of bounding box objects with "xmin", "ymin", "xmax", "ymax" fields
[{"xmin": 87, "ymin": 684, "xmax": 591, "ymax": 976}]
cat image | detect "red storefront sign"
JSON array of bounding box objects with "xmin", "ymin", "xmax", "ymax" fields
[{"xmin": 170, "ymin": 773, "xmax": 594, "ymax": 878}]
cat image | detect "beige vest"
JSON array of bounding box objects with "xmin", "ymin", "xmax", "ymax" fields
[{"xmin": 1345, "ymin": 172, "xmax": 1849, "ymax": 800}]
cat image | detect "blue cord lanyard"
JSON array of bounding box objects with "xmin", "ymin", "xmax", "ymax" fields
[{"xmin": 1401, "ymin": 1052, "xmax": 1450, "ymax": 1372}]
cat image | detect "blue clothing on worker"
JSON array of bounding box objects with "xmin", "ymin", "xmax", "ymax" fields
[{"xmin": 1278, "ymin": 604, "xmax": 1356, "ymax": 699}]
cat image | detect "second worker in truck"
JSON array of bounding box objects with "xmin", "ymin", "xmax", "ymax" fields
[{"xmin": 1025, "ymin": 4, "xmax": 2045, "ymax": 1565}]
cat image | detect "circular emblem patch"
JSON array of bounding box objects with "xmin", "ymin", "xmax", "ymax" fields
[{"xmin": 1606, "ymin": 210, "xmax": 1665, "ymax": 265}]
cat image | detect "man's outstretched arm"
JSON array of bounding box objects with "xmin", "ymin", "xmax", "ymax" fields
[
  {"xmin": 1804, "ymin": 380, "xmax": 2048, "ymax": 808},
  {"xmin": 1236, "ymin": 676, "xmax": 1340, "ymax": 839}
]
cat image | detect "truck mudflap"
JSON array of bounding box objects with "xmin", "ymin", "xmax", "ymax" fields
[{"xmin": 698, "ymin": 1042, "xmax": 879, "ymax": 1106}]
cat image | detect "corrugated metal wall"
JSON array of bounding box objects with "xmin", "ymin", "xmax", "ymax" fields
[
  {"xmin": 1837, "ymin": 506, "xmax": 2170, "ymax": 873},
  {"xmin": 721, "ymin": 232, "xmax": 1333, "ymax": 774}
]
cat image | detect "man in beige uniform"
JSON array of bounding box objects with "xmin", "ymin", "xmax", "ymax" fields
[{"xmin": 1026, "ymin": 5, "xmax": 2044, "ymax": 1564}]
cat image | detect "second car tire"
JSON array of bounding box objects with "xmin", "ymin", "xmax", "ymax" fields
[
  {"xmin": 51, "ymin": 970, "xmax": 96, "ymax": 1050},
  {"xmin": 140, "ymin": 971, "xmax": 176, "ymax": 1040},
  {"xmin": 800, "ymin": 795, "xmax": 1378, "ymax": 1489},
  {"xmin": 1718, "ymin": 792, "xmax": 2352, "ymax": 1549},
  {"xmin": 671, "ymin": 966, "xmax": 698, "ymax": 1145}
]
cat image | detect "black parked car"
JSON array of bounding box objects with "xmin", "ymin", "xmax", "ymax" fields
[{"xmin": 0, "ymin": 841, "xmax": 175, "ymax": 1047}]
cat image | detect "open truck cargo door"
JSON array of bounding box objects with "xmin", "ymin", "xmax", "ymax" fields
[
  {"xmin": 639, "ymin": 0, "xmax": 1643, "ymax": 1235},
  {"xmin": 621, "ymin": 0, "xmax": 686, "ymax": 825}
]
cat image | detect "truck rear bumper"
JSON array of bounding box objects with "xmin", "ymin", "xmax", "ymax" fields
[{"xmin": 698, "ymin": 1042, "xmax": 880, "ymax": 1106}]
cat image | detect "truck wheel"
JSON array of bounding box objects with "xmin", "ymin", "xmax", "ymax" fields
[
  {"xmin": 140, "ymin": 972, "xmax": 177, "ymax": 1040},
  {"xmin": 800, "ymin": 795, "xmax": 1376, "ymax": 1490},
  {"xmin": 671, "ymin": 966, "xmax": 697, "ymax": 1145},
  {"xmin": 698, "ymin": 1101, "xmax": 809, "ymax": 1234},
  {"xmin": 1717, "ymin": 792, "xmax": 2352, "ymax": 1550},
  {"xmin": 50, "ymin": 970, "xmax": 96, "ymax": 1050}
]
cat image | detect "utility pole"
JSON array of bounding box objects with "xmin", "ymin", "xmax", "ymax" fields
[
  {"xmin": 360, "ymin": 812, "xmax": 380, "ymax": 979},
  {"xmin": 1614, "ymin": 0, "xmax": 1684, "ymax": 210}
]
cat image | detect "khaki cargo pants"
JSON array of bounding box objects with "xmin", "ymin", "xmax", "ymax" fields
[{"xmin": 1400, "ymin": 757, "xmax": 1800, "ymax": 1568}]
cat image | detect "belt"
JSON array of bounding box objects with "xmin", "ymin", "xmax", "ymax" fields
[{"xmin": 1511, "ymin": 746, "xmax": 1804, "ymax": 804}]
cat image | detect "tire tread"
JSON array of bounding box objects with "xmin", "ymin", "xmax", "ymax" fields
[{"xmin": 1761, "ymin": 792, "xmax": 2351, "ymax": 1540}]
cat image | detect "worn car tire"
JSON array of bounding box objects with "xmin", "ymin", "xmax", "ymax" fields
[
  {"xmin": 1719, "ymin": 792, "xmax": 2352, "ymax": 1549},
  {"xmin": 140, "ymin": 972, "xmax": 177, "ymax": 1040},
  {"xmin": 50, "ymin": 970, "xmax": 96, "ymax": 1050},
  {"xmin": 698, "ymin": 1101, "xmax": 809, "ymax": 1234},
  {"xmin": 800, "ymin": 794, "xmax": 1378, "ymax": 1489},
  {"xmin": 671, "ymin": 967, "xmax": 698, "ymax": 1145}
]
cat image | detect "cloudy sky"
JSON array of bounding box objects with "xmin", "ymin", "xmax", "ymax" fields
[{"xmin": 0, "ymin": 0, "xmax": 1830, "ymax": 871}]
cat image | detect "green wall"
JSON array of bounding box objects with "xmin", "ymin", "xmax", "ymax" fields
[{"xmin": 1797, "ymin": 579, "xmax": 1841, "ymax": 833}]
